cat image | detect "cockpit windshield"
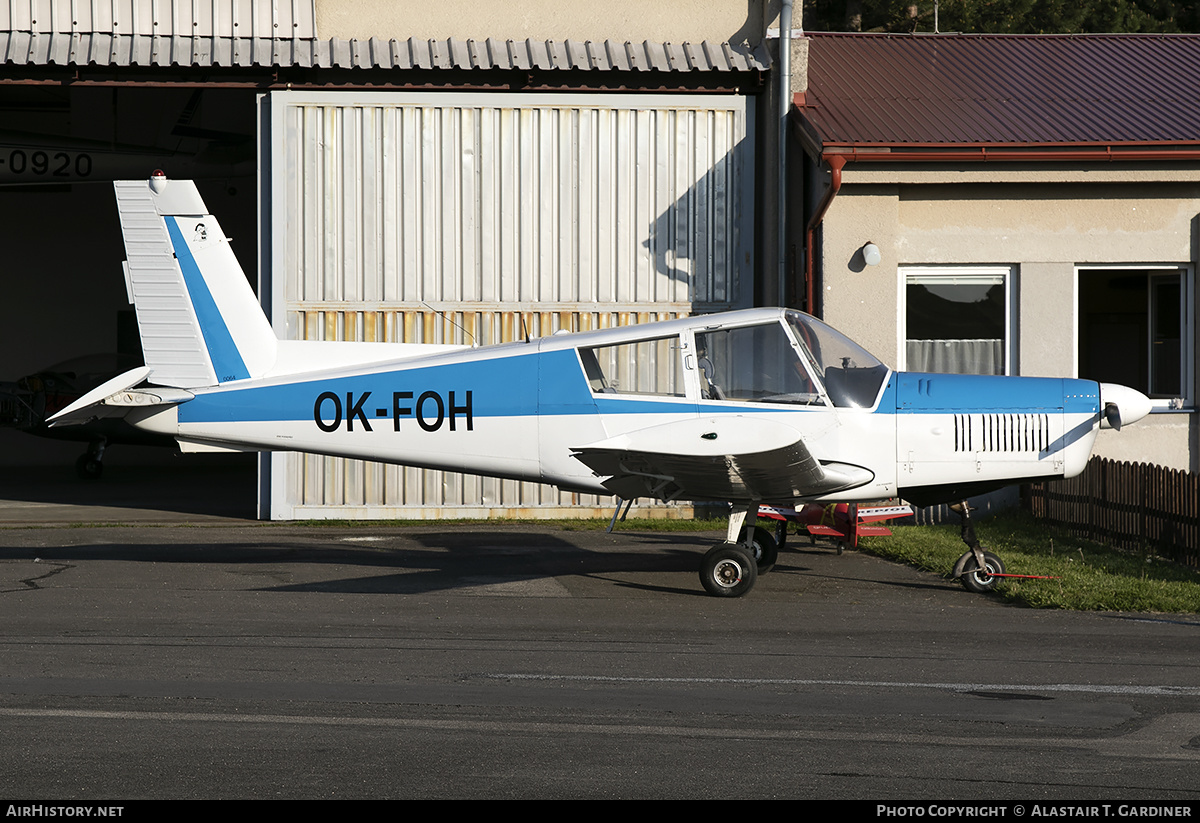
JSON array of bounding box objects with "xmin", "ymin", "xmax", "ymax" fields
[{"xmin": 785, "ymin": 311, "xmax": 889, "ymax": 408}]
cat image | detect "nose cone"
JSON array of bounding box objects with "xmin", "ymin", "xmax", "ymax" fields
[{"xmin": 1099, "ymin": 383, "xmax": 1153, "ymax": 430}]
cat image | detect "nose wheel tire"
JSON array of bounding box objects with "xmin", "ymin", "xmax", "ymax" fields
[
  {"xmin": 954, "ymin": 550, "xmax": 1005, "ymax": 593},
  {"xmin": 738, "ymin": 525, "xmax": 779, "ymax": 574},
  {"xmin": 700, "ymin": 543, "xmax": 758, "ymax": 597}
]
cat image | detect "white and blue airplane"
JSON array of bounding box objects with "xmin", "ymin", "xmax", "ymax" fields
[{"xmin": 50, "ymin": 174, "xmax": 1153, "ymax": 597}]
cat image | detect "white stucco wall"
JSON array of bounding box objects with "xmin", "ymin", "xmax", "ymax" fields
[
  {"xmin": 817, "ymin": 168, "xmax": 1200, "ymax": 472},
  {"xmin": 315, "ymin": 0, "xmax": 772, "ymax": 45}
]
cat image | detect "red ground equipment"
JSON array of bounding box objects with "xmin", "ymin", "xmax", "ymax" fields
[{"xmin": 757, "ymin": 502, "xmax": 914, "ymax": 554}]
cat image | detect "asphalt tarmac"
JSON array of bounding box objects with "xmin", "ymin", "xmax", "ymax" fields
[{"xmin": 1, "ymin": 462, "xmax": 1198, "ymax": 800}]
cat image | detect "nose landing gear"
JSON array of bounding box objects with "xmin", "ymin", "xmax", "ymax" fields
[{"xmin": 950, "ymin": 502, "xmax": 1006, "ymax": 593}]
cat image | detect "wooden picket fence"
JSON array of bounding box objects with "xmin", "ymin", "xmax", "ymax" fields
[{"xmin": 1025, "ymin": 458, "xmax": 1200, "ymax": 569}]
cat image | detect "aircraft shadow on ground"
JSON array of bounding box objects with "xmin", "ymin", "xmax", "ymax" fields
[
  {"xmin": 0, "ymin": 527, "xmax": 961, "ymax": 597},
  {"xmin": 0, "ymin": 530, "xmax": 712, "ymax": 596}
]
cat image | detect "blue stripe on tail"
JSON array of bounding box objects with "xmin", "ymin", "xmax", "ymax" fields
[{"xmin": 165, "ymin": 216, "xmax": 250, "ymax": 383}]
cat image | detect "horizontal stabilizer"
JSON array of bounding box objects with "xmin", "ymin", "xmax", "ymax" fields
[
  {"xmin": 47, "ymin": 366, "xmax": 193, "ymax": 427},
  {"xmin": 46, "ymin": 366, "xmax": 150, "ymax": 426}
]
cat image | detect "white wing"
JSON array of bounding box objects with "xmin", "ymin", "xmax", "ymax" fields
[{"xmin": 571, "ymin": 417, "xmax": 873, "ymax": 502}]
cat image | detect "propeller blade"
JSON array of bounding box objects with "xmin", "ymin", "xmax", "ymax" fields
[{"xmin": 1104, "ymin": 402, "xmax": 1123, "ymax": 431}]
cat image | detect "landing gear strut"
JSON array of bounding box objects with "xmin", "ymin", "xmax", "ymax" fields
[
  {"xmin": 950, "ymin": 502, "xmax": 1006, "ymax": 593},
  {"xmin": 740, "ymin": 524, "xmax": 779, "ymax": 575},
  {"xmin": 75, "ymin": 437, "xmax": 107, "ymax": 480}
]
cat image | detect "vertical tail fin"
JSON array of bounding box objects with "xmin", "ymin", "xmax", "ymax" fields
[{"xmin": 114, "ymin": 175, "xmax": 277, "ymax": 388}]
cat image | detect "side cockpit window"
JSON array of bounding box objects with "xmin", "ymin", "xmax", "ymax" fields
[
  {"xmin": 580, "ymin": 336, "xmax": 686, "ymax": 397},
  {"xmin": 695, "ymin": 323, "xmax": 823, "ymax": 406}
]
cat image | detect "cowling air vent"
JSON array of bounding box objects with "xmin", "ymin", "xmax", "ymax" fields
[{"xmin": 954, "ymin": 413, "xmax": 1050, "ymax": 454}]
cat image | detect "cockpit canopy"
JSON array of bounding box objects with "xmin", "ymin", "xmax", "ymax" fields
[{"xmin": 578, "ymin": 309, "xmax": 889, "ymax": 410}]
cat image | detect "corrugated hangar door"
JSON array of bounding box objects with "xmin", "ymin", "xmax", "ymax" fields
[{"xmin": 259, "ymin": 90, "xmax": 755, "ymax": 519}]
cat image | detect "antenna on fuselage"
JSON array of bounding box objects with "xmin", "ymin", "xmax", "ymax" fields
[{"xmin": 421, "ymin": 301, "xmax": 477, "ymax": 348}]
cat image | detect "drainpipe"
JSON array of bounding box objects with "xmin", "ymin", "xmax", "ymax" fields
[
  {"xmin": 804, "ymin": 153, "xmax": 845, "ymax": 316},
  {"xmin": 778, "ymin": 0, "xmax": 793, "ymax": 308}
]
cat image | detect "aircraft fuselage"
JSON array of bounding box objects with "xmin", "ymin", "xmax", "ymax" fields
[{"xmin": 129, "ymin": 309, "xmax": 1105, "ymax": 508}]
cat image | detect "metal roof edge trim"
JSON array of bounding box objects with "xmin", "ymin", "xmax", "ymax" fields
[
  {"xmin": 815, "ymin": 144, "xmax": 1200, "ymax": 163},
  {"xmin": 0, "ymin": 32, "xmax": 772, "ymax": 72},
  {"xmin": 803, "ymin": 31, "xmax": 1200, "ymax": 40}
]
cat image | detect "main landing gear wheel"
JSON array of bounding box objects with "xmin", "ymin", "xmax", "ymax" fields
[
  {"xmin": 739, "ymin": 525, "xmax": 779, "ymax": 574},
  {"xmin": 75, "ymin": 454, "xmax": 103, "ymax": 480},
  {"xmin": 954, "ymin": 550, "xmax": 1005, "ymax": 594},
  {"xmin": 75, "ymin": 438, "xmax": 108, "ymax": 481},
  {"xmin": 700, "ymin": 543, "xmax": 758, "ymax": 598}
]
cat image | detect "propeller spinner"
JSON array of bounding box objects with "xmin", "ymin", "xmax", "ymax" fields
[{"xmin": 1099, "ymin": 383, "xmax": 1153, "ymax": 431}]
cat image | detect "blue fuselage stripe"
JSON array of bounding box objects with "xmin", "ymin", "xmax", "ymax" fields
[
  {"xmin": 176, "ymin": 351, "xmax": 1100, "ymax": 425},
  {"xmin": 180, "ymin": 350, "xmax": 550, "ymax": 424}
]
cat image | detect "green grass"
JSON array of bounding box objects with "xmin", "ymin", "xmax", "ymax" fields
[{"xmin": 858, "ymin": 509, "xmax": 1200, "ymax": 613}]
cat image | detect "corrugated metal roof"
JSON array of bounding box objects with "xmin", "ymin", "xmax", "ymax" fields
[
  {"xmin": 0, "ymin": 31, "xmax": 769, "ymax": 72},
  {"xmin": 0, "ymin": 2, "xmax": 768, "ymax": 73},
  {"xmin": 801, "ymin": 33, "xmax": 1200, "ymax": 148}
]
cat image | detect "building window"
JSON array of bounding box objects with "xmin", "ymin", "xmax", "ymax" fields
[
  {"xmin": 901, "ymin": 267, "xmax": 1013, "ymax": 375},
  {"xmin": 1077, "ymin": 266, "xmax": 1193, "ymax": 408}
]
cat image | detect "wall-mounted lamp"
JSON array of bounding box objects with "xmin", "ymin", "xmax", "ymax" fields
[{"xmin": 862, "ymin": 242, "xmax": 882, "ymax": 267}]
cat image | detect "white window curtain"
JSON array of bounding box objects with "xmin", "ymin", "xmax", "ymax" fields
[
  {"xmin": 906, "ymin": 338, "xmax": 1003, "ymax": 375},
  {"xmin": 903, "ymin": 270, "xmax": 1010, "ymax": 376}
]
